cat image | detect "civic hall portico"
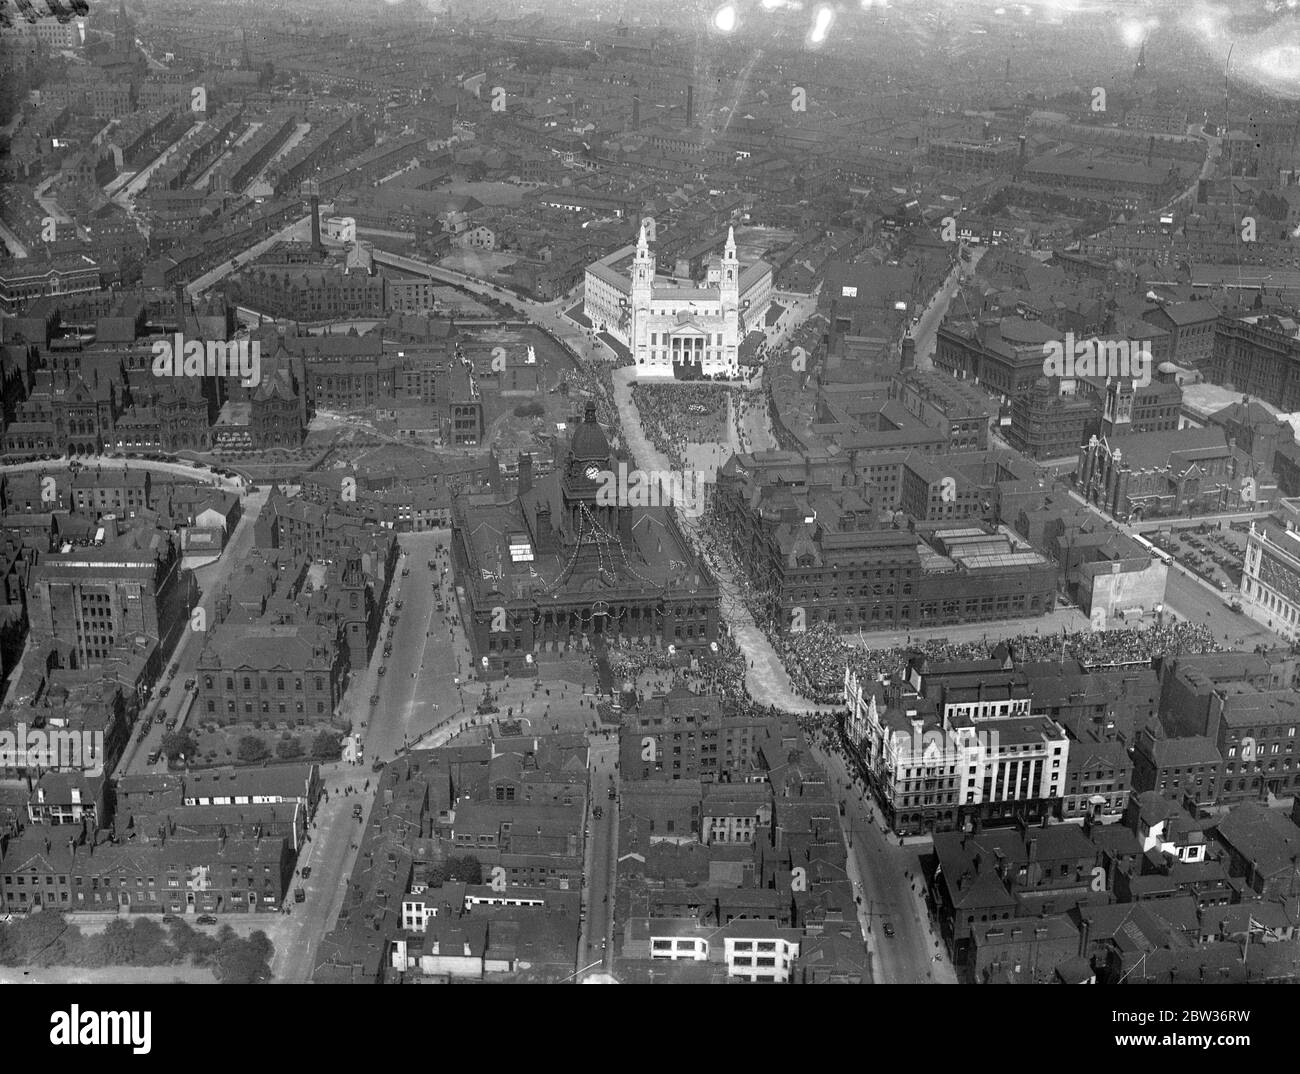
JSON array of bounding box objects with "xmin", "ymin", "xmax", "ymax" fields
[{"xmin": 583, "ymin": 224, "xmax": 773, "ymax": 379}]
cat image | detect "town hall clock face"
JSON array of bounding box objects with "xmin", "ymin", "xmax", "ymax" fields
[{"xmin": 584, "ymin": 464, "xmax": 601, "ymax": 481}]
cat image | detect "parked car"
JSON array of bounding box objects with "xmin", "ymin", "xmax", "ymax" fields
[
  {"xmin": 300, "ymin": 866, "xmax": 311, "ymax": 879},
  {"xmin": 196, "ymin": 915, "xmax": 218, "ymax": 925},
  {"xmin": 164, "ymin": 717, "xmax": 177, "ymax": 731},
  {"xmin": 294, "ymin": 888, "xmax": 306, "ymax": 903},
  {"xmin": 378, "ymin": 666, "xmax": 387, "ymax": 676},
  {"xmin": 402, "ymin": 568, "xmax": 410, "ymax": 577},
  {"xmin": 147, "ymin": 749, "xmax": 161, "ymax": 765},
  {"xmin": 158, "ymin": 685, "xmax": 170, "ymax": 698},
  {"xmin": 184, "ymin": 679, "xmax": 195, "ymax": 691},
  {"xmin": 883, "ymin": 922, "xmax": 895, "ymax": 938},
  {"xmin": 369, "ymin": 694, "xmax": 381, "ymax": 705}
]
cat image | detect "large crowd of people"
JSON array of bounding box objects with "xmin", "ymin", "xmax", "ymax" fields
[
  {"xmin": 773, "ymin": 619, "xmax": 1225, "ymax": 702},
  {"xmin": 631, "ymin": 382, "xmax": 730, "ymax": 467},
  {"xmin": 606, "ymin": 630, "xmax": 750, "ymax": 702},
  {"xmin": 560, "ymin": 350, "xmax": 624, "ymax": 438}
]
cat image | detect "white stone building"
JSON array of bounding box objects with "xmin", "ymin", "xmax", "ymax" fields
[{"xmin": 583, "ymin": 224, "xmax": 772, "ymax": 378}]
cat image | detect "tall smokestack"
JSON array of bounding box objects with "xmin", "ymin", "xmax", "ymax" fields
[
  {"xmin": 631, "ymin": 94, "xmax": 640, "ymax": 131},
  {"xmin": 685, "ymin": 84, "xmax": 693, "ymax": 129},
  {"xmin": 311, "ymin": 194, "xmax": 322, "ymax": 252}
]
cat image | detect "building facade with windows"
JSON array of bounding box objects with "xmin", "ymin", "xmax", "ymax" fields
[{"xmin": 583, "ymin": 225, "xmax": 771, "ymax": 378}]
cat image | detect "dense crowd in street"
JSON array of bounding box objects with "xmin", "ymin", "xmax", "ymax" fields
[
  {"xmin": 773, "ymin": 619, "xmax": 1225, "ymax": 703},
  {"xmin": 631, "ymin": 383, "xmax": 729, "ymax": 464},
  {"xmin": 606, "ymin": 630, "xmax": 751, "ymax": 702},
  {"xmin": 562, "ymin": 351, "xmax": 624, "ymax": 437}
]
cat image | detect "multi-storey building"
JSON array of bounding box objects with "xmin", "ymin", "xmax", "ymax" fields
[
  {"xmin": 583, "ymin": 226, "xmax": 771, "ymax": 378},
  {"xmin": 0, "ymin": 831, "xmax": 292, "ymax": 914},
  {"xmin": 195, "ymin": 620, "xmax": 348, "ymax": 726},
  {"xmin": 1208, "ymin": 313, "xmax": 1300, "ymax": 413},
  {"xmin": 452, "ymin": 403, "xmax": 718, "ymax": 676},
  {"xmin": 27, "ymin": 516, "xmax": 188, "ymax": 664},
  {"xmin": 1141, "ymin": 300, "xmax": 1219, "ymax": 369},
  {"xmin": 1241, "ymin": 499, "xmax": 1300, "ymax": 643},
  {"xmin": 890, "ymin": 368, "xmax": 992, "ymax": 453},
  {"xmin": 715, "ymin": 457, "xmax": 1057, "ymax": 635},
  {"xmin": 846, "ymin": 666, "xmax": 1069, "ymax": 835},
  {"xmin": 617, "ymin": 688, "xmax": 775, "ymax": 783}
]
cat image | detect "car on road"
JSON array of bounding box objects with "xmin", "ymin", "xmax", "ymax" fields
[
  {"xmin": 395, "ymin": 600, "xmax": 403, "ymax": 610},
  {"xmin": 607, "ymin": 787, "xmax": 616, "ymax": 800},
  {"xmin": 168, "ymin": 663, "xmax": 179, "ymax": 677},
  {"xmin": 882, "ymin": 922, "xmax": 895, "ymax": 938},
  {"xmin": 378, "ymin": 666, "xmax": 387, "ymax": 676},
  {"xmin": 300, "ymin": 866, "xmax": 311, "ymax": 879},
  {"xmin": 402, "ymin": 568, "xmax": 410, "ymax": 577},
  {"xmin": 294, "ymin": 888, "xmax": 306, "ymax": 903},
  {"xmin": 159, "ymin": 685, "xmax": 170, "ymax": 698},
  {"xmin": 371, "ymin": 760, "xmax": 384, "ymax": 772},
  {"xmin": 352, "ymin": 805, "xmax": 364, "ymax": 818},
  {"xmin": 147, "ymin": 749, "xmax": 161, "ymax": 765},
  {"xmin": 196, "ymin": 915, "xmax": 218, "ymax": 925},
  {"xmin": 184, "ymin": 678, "xmax": 195, "ymax": 691},
  {"xmin": 369, "ymin": 694, "xmax": 380, "ymax": 705},
  {"xmin": 592, "ymin": 806, "xmax": 603, "ymax": 819},
  {"xmin": 164, "ymin": 717, "xmax": 176, "ymax": 731}
]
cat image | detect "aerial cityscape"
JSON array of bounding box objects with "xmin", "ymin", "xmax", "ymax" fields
[{"xmin": 3, "ymin": 0, "xmax": 1300, "ymax": 1002}]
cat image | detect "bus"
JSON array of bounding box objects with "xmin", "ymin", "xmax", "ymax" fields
[{"xmin": 1133, "ymin": 532, "xmax": 1173, "ymax": 564}]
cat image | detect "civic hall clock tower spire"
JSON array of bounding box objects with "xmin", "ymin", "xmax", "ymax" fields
[{"xmin": 631, "ymin": 220, "xmax": 654, "ymax": 367}]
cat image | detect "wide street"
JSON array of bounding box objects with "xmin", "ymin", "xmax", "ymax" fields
[
  {"xmin": 610, "ymin": 365, "xmax": 822, "ymax": 713},
  {"xmin": 912, "ymin": 245, "xmax": 986, "ymax": 370},
  {"xmin": 579, "ymin": 735, "xmax": 619, "ymax": 974},
  {"xmin": 810, "ymin": 736, "xmax": 956, "ymax": 985},
  {"xmin": 1060, "ymin": 490, "xmax": 1286, "ymax": 648}
]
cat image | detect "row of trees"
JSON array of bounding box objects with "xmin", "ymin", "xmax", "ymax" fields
[
  {"xmin": 0, "ymin": 913, "xmax": 273, "ymax": 983},
  {"xmin": 160, "ymin": 730, "xmax": 341, "ymax": 765}
]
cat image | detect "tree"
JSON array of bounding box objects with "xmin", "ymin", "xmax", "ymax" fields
[
  {"xmin": 161, "ymin": 731, "xmax": 197, "ymax": 762},
  {"xmin": 212, "ymin": 932, "xmax": 274, "ymax": 984},
  {"xmin": 102, "ymin": 919, "xmax": 136, "ymax": 965},
  {"xmin": 311, "ymin": 731, "xmax": 341, "ymax": 760},
  {"xmin": 444, "ymin": 855, "xmax": 483, "ymax": 884},
  {"xmin": 130, "ymin": 918, "xmax": 173, "ymax": 966},
  {"xmin": 275, "ymin": 737, "xmax": 303, "ymax": 760},
  {"xmin": 237, "ymin": 736, "xmax": 269, "ymax": 763}
]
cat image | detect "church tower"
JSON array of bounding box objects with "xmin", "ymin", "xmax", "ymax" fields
[
  {"xmin": 339, "ymin": 549, "xmax": 370, "ymax": 671},
  {"xmin": 719, "ymin": 227, "xmax": 740, "ymax": 375},
  {"xmin": 630, "ymin": 221, "xmax": 654, "ymax": 369}
]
